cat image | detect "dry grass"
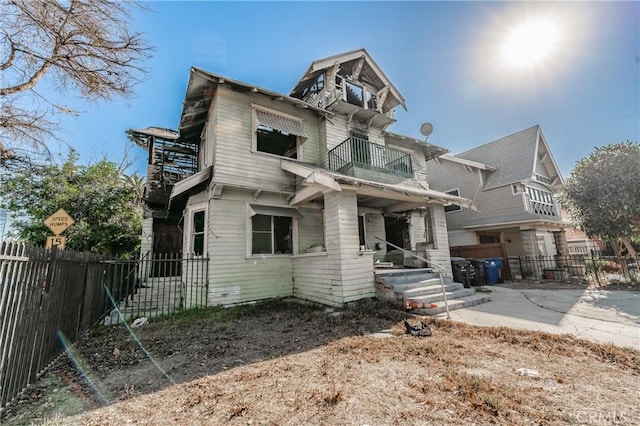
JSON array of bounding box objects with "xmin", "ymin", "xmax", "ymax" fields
[
  {"xmin": 4, "ymin": 300, "xmax": 638, "ymax": 425},
  {"xmin": 60, "ymin": 316, "xmax": 638, "ymax": 425}
]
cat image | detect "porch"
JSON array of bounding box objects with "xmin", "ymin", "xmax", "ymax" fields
[{"xmin": 282, "ymin": 158, "xmax": 475, "ymax": 307}]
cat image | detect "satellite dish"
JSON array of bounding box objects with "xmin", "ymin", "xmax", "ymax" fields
[{"xmin": 420, "ymin": 122, "xmax": 434, "ymax": 139}]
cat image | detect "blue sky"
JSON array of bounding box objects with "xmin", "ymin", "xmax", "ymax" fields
[{"xmin": 52, "ymin": 1, "xmax": 639, "ymax": 179}]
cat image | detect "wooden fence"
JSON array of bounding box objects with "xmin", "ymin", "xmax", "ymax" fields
[
  {"xmin": 450, "ymin": 243, "xmax": 511, "ymax": 278},
  {"xmin": 0, "ymin": 242, "xmax": 208, "ymax": 411}
]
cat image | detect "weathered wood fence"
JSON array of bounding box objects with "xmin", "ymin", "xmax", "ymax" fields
[{"xmin": 0, "ymin": 242, "xmax": 208, "ymax": 411}]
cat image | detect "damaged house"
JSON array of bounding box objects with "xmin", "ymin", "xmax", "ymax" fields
[{"xmin": 127, "ymin": 49, "xmax": 474, "ymax": 308}]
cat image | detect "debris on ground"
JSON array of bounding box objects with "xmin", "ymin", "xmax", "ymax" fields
[{"xmin": 403, "ymin": 319, "xmax": 432, "ymax": 337}]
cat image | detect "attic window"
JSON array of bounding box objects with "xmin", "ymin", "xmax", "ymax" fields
[
  {"xmin": 253, "ymin": 108, "xmax": 306, "ymax": 159},
  {"xmin": 534, "ymin": 174, "xmax": 552, "ymax": 185}
]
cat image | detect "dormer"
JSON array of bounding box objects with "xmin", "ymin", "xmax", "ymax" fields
[{"xmin": 290, "ymin": 49, "xmax": 406, "ymax": 129}]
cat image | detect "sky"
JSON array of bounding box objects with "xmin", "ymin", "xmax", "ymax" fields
[{"xmin": 42, "ymin": 1, "xmax": 640, "ymax": 180}]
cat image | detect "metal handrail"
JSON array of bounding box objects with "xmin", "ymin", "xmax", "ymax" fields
[
  {"xmin": 374, "ymin": 236, "xmax": 450, "ymax": 319},
  {"xmin": 327, "ymin": 137, "xmax": 413, "ymax": 178}
]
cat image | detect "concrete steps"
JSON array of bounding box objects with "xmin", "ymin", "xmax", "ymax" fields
[
  {"xmin": 375, "ymin": 268, "xmax": 491, "ymax": 315},
  {"xmin": 415, "ymin": 294, "xmax": 493, "ymax": 316}
]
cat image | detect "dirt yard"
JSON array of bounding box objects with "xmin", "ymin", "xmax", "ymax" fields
[{"xmin": 2, "ymin": 298, "xmax": 639, "ymax": 425}]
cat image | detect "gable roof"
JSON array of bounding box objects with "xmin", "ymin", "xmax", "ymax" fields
[
  {"xmin": 454, "ymin": 125, "xmax": 562, "ymax": 189},
  {"xmin": 177, "ymin": 67, "xmax": 330, "ymax": 143},
  {"xmin": 290, "ymin": 48, "xmax": 406, "ymax": 112}
]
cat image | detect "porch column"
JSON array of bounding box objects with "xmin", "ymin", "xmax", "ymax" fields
[
  {"xmin": 520, "ymin": 230, "xmax": 539, "ymax": 258},
  {"xmin": 408, "ymin": 210, "xmax": 426, "ymax": 250},
  {"xmin": 521, "ymin": 229, "xmax": 541, "ymax": 279},
  {"xmin": 553, "ymin": 230, "xmax": 569, "ymax": 269},
  {"xmin": 323, "ymin": 190, "xmax": 375, "ymax": 304},
  {"xmin": 552, "ymin": 230, "xmax": 569, "ymax": 256},
  {"xmin": 324, "ymin": 190, "xmax": 360, "ymax": 257}
]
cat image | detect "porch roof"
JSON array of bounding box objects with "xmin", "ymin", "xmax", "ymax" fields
[
  {"xmin": 169, "ymin": 166, "xmax": 213, "ymax": 202},
  {"xmin": 462, "ymin": 217, "xmax": 572, "ymax": 231},
  {"xmin": 281, "ymin": 159, "xmax": 475, "ymax": 212}
]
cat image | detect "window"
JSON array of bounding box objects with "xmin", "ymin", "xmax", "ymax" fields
[
  {"xmin": 524, "ymin": 185, "xmax": 557, "ymax": 216},
  {"xmin": 444, "ymin": 189, "xmax": 462, "ymax": 213},
  {"xmin": 192, "ymin": 210, "xmax": 205, "ymax": 255},
  {"xmin": 252, "ymin": 215, "xmax": 292, "ymax": 255},
  {"xmin": 253, "ymin": 108, "xmax": 306, "ymax": 159}
]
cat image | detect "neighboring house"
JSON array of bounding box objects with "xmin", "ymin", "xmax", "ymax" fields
[
  {"xmin": 127, "ymin": 49, "xmax": 473, "ymax": 307},
  {"xmin": 561, "ymin": 209, "xmax": 605, "ymax": 255},
  {"xmin": 426, "ymin": 125, "xmax": 572, "ymax": 275}
]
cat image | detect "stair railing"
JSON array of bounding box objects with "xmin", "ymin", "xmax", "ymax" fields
[{"xmin": 374, "ymin": 236, "xmax": 450, "ymax": 319}]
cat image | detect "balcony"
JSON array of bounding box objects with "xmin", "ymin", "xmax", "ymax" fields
[
  {"xmin": 525, "ymin": 197, "xmax": 559, "ymax": 217},
  {"xmin": 327, "ymin": 137, "xmax": 413, "ymax": 183}
]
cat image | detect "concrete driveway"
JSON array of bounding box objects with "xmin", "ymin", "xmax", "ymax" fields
[{"xmin": 439, "ymin": 285, "xmax": 640, "ymax": 350}]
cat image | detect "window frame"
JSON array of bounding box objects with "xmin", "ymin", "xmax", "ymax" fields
[
  {"xmin": 187, "ymin": 203, "xmax": 207, "ymax": 257},
  {"xmin": 444, "ymin": 189, "xmax": 462, "ymax": 213},
  {"xmin": 251, "ymin": 105, "xmax": 305, "ymax": 160},
  {"xmin": 246, "ymin": 204, "xmax": 298, "ymax": 257}
]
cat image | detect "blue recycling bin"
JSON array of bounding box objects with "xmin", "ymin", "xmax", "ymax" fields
[{"xmin": 483, "ymin": 257, "xmax": 503, "ymax": 285}]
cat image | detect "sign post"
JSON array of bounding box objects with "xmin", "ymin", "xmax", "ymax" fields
[{"xmin": 44, "ymin": 208, "xmax": 74, "ymax": 250}]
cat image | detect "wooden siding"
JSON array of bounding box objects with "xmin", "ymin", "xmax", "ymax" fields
[
  {"xmin": 210, "ymin": 86, "xmax": 321, "ymax": 193},
  {"xmin": 203, "ymin": 99, "xmax": 217, "ymax": 169},
  {"xmin": 323, "ymin": 114, "xmax": 351, "ymax": 153},
  {"xmin": 207, "ymin": 195, "xmax": 294, "ymax": 306},
  {"xmin": 140, "ymin": 217, "xmax": 153, "ymax": 258},
  {"xmin": 297, "ymin": 207, "xmax": 324, "ymax": 253},
  {"xmin": 535, "ymin": 158, "xmax": 551, "ymax": 177},
  {"xmin": 295, "ymin": 190, "xmax": 376, "ymax": 306},
  {"xmin": 292, "ymin": 254, "xmax": 341, "ymax": 306},
  {"xmin": 363, "ymin": 214, "xmax": 385, "ymax": 252},
  {"xmin": 324, "ymin": 191, "xmax": 375, "ymax": 301},
  {"xmin": 426, "ymin": 205, "xmax": 453, "ymax": 276},
  {"xmin": 429, "ymin": 160, "xmax": 539, "ymax": 229}
]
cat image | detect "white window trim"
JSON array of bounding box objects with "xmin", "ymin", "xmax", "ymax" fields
[
  {"xmin": 186, "ymin": 203, "xmax": 207, "ymax": 257},
  {"xmin": 250, "ymin": 104, "xmax": 305, "ymax": 161},
  {"xmin": 245, "ymin": 203, "xmax": 298, "ymax": 258},
  {"xmin": 444, "ymin": 188, "xmax": 462, "ymax": 213}
]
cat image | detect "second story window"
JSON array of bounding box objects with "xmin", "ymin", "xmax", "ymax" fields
[
  {"xmin": 253, "ymin": 107, "xmax": 307, "ymax": 159},
  {"xmin": 444, "ymin": 189, "xmax": 462, "ymax": 213}
]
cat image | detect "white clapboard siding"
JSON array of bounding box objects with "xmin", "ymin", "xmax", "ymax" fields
[
  {"xmin": 428, "ymin": 160, "xmax": 536, "ymax": 229},
  {"xmin": 292, "ymin": 255, "xmax": 343, "ymax": 306},
  {"xmin": 210, "ymin": 86, "xmax": 321, "ymax": 192},
  {"xmin": 297, "ymin": 208, "xmax": 324, "ymax": 253},
  {"xmin": 324, "ymin": 114, "xmax": 351, "ymax": 152},
  {"xmin": 207, "ymin": 197, "xmax": 293, "ymax": 306},
  {"xmin": 363, "ymin": 214, "xmax": 385, "ymax": 253}
]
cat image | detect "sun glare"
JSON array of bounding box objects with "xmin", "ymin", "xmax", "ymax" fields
[{"xmin": 502, "ymin": 18, "xmax": 560, "ymax": 69}]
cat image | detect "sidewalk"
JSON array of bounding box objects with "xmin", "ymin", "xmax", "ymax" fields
[{"xmin": 438, "ymin": 285, "xmax": 640, "ymax": 350}]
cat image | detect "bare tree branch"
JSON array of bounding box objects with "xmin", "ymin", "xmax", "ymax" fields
[{"xmin": 0, "ymin": 0, "xmax": 152, "ymax": 169}]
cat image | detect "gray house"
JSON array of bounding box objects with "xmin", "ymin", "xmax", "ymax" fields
[
  {"xmin": 128, "ymin": 49, "xmax": 474, "ymax": 308},
  {"xmin": 426, "ymin": 125, "xmax": 571, "ymax": 276}
]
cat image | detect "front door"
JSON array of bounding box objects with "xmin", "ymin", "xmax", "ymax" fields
[
  {"xmin": 152, "ymin": 221, "xmax": 183, "ymax": 277},
  {"xmin": 350, "ymin": 132, "xmax": 371, "ymax": 166},
  {"xmin": 384, "ymin": 216, "xmax": 410, "ymax": 251}
]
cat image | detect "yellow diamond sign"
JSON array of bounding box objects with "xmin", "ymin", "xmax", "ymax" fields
[{"xmin": 44, "ymin": 208, "xmax": 75, "ymax": 236}]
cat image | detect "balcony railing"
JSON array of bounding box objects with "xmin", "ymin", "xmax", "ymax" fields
[
  {"xmin": 327, "ymin": 137, "xmax": 413, "ymax": 178},
  {"xmin": 525, "ymin": 197, "xmax": 559, "ymax": 217}
]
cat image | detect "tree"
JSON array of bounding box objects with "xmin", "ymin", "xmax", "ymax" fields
[
  {"xmin": 0, "ymin": 150, "xmax": 143, "ymax": 257},
  {"xmin": 562, "ymin": 141, "xmax": 640, "ymax": 259},
  {"xmin": 0, "ymin": 0, "xmax": 151, "ymax": 169}
]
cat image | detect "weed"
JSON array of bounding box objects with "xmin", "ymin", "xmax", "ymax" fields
[
  {"xmin": 228, "ymin": 404, "xmax": 248, "ymax": 419},
  {"xmin": 323, "ymin": 389, "xmax": 343, "ymax": 406}
]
